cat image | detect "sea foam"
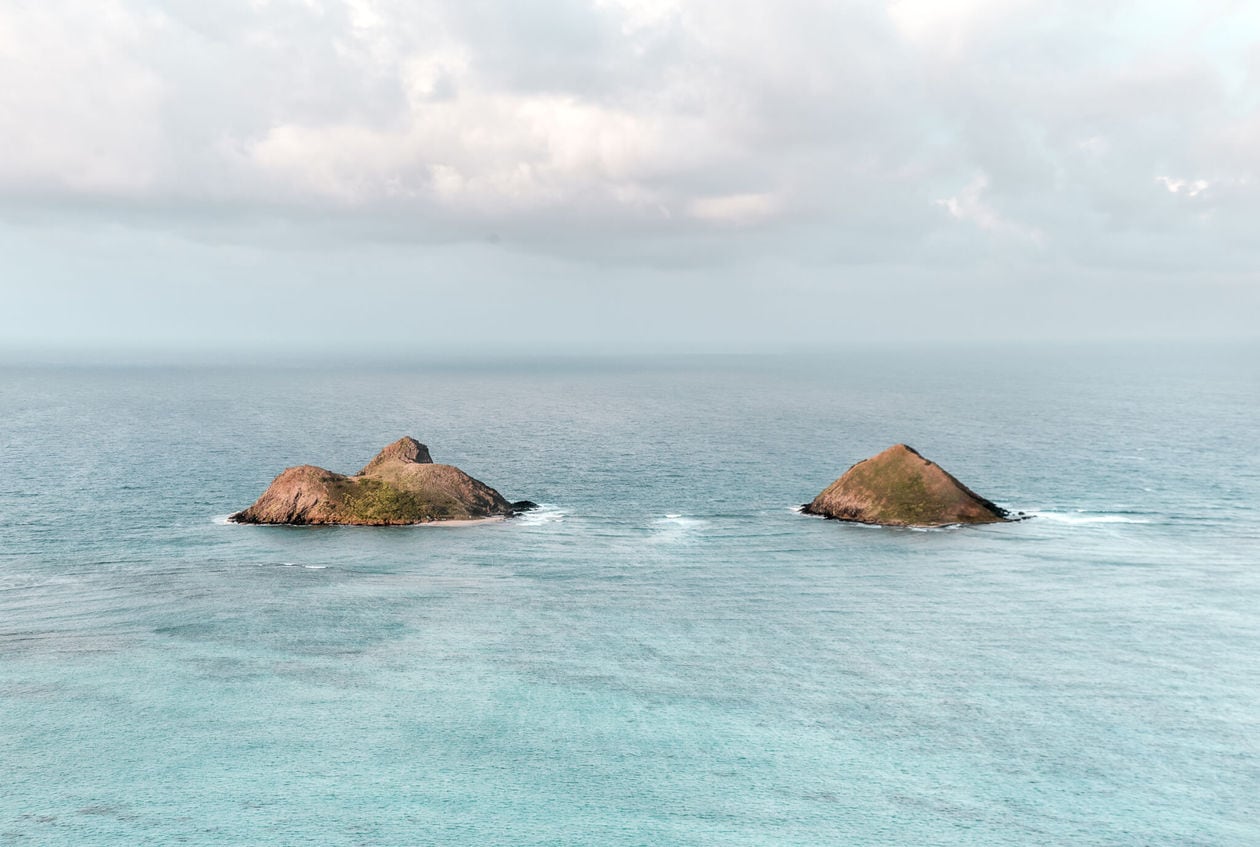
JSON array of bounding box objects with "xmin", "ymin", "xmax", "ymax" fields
[{"xmin": 1027, "ymin": 510, "xmax": 1152, "ymax": 525}]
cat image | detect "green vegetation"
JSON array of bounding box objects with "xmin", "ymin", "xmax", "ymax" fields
[
  {"xmin": 339, "ymin": 478, "xmax": 462, "ymax": 523},
  {"xmin": 233, "ymin": 439, "xmax": 516, "ymax": 525},
  {"xmin": 806, "ymin": 445, "xmax": 1006, "ymax": 527},
  {"xmin": 852, "ymin": 461, "xmax": 937, "ymax": 523}
]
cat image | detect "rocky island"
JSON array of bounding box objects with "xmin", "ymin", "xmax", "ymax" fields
[
  {"xmin": 231, "ymin": 437, "xmax": 535, "ymax": 525},
  {"xmin": 802, "ymin": 444, "xmax": 1010, "ymax": 527}
]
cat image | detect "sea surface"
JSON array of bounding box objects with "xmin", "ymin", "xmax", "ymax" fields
[{"xmin": 1, "ymin": 345, "xmax": 1258, "ymax": 845}]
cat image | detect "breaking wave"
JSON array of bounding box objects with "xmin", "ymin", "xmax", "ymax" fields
[
  {"xmin": 1026, "ymin": 510, "xmax": 1153, "ymax": 525},
  {"xmin": 515, "ymin": 504, "xmax": 566, "ymax": 526}
]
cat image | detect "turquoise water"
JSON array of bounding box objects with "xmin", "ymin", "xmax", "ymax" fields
[{"xmin": 2, "ymin": 347, "xmax": 1258, "ymax": 845}]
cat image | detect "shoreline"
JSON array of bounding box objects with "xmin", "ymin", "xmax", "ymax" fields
[
  {"xmin": 221, "ymin": 514, "xmax": 510, "ymax": 527},
  {"xmin": 416, "ymin": 516, "xmax": 507, "ymax": 527}
]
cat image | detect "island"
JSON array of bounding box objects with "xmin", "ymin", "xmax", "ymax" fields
[
  {"xmin": 802, "ymin": 443, "xmax": 1010, "ymax": 527},
  {"xmin": 230, "ymin": 436, "xmax": 536, "ymax": 525}
]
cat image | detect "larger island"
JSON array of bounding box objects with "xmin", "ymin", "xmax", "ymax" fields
[{"xmin": 230, "ymin": 437, "xmax": 535, "ymax": 525}]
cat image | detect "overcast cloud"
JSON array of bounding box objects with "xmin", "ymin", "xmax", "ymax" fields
[{"xmin": 1, "ymin": 0, "xmax": 1257, "ymax": 352}]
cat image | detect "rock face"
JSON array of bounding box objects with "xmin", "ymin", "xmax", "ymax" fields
[
  {"xmin": 231, "ymin": 437, "xmax": 530, "ymax": 525},
  {"xmin": 802, "ymin": 444, "xmax": 1009, "ymax": 527}
]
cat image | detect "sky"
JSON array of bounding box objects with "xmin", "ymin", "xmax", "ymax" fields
[{"xmin": 1, "ymin": 0, "xmax": 1258, "ymax": 355}]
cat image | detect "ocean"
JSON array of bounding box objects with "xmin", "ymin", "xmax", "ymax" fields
[{"xmin": 1, "ymin": 345, "xmax": 1257, "ymax": 845}]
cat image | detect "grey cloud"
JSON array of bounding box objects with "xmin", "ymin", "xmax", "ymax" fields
[{"xmin": 0, "ymin": 0, "xmax": 1257, "ymax": 351}]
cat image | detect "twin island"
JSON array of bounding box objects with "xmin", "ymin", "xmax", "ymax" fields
[{"xmin": 231, "ymin": 437, "xmax": 1012, "ymax": 529}]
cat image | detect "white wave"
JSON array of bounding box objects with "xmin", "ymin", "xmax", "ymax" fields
[
  {"xmin": 515, "ymin": 504, "xmax": 565, "ymax": 526},
  {"xmin": 649, "ymin": 513, "xmax": 708, "ymax": 543},
  {"xmin": 1027, "ymin": 510, "xmax": 1152, "ymax": 525},
  {"xmin": 211, "ymin": 514, "xmax": 234, "ymax": 526},
  {"xmin": 302, "ymin": 564, "xmax": 327, "ymax": 569},
  {"xmin": 657, "ymin": 514, "xmax": 705, "ymax": 526}
]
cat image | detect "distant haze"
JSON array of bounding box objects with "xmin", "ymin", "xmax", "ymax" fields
[{"xmin": 1, "ymin": 0, "xmax": 1258, "ymax": 354}]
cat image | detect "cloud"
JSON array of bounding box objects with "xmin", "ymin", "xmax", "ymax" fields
[
  {"xmin": 1156, "ymin": 176, "xmax": 1211, "ymax": 198},
  {"xmin": 0, "ymin": 1, "xmax": 168, "ymax": 194},
  {"xmin": 938, "ymin": 173, "xmax": 1045, "ymax": 245},
  {"xmin": 688, "ymin": 192, "xmax": 779, "ymax": 225},
  {"xmin": 248, "ymin": 90, "xmax": 691, "ymax": 216},
  {"xmin": 0, "ymin": 0, "xmax": 1258, "ymax": 286},
  {"xmin": 887, "ymin": 0, "xmax": 1037, "ymax": 56}
]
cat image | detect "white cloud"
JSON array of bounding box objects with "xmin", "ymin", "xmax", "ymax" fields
[
  {"xmin": 688, "ymin": 192, "xmax": 779, "ymax": 224},
  {"xmin": 248, "ymin": 91, "xmax": 700, "ymax": 215},
  {"xmin": 0, "ymin": 1, "xmax": 168, "ymax": 194},
  {"xmin": 886, "ymin": 0, "xmax": 1036, "ymax": 54},
  {"xmin": 0, "ymin": 0, "xmax": 1257, "ymax": 277},
  {"xmin": 938, "ymin": 174, "xmax": 1045, "ymax": 245},
  {"xmin": 1157, "ymin": 176, "xmax": 1211, "ymax": 197},
  {"xmin": 1078, "ymin": 136, "xmax": 1109, "ymax": 157},
  {"xmin": 3, "ymin": 0, "xmax": 1260, "ymax": 351},
  {"xmin": 595, "ymin": 0, "xmax": 682, "ymax": 34}
]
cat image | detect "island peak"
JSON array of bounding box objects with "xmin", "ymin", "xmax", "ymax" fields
[{"xmin": 357, "ymin": 436, "xmax": 433, "ymax": 474}]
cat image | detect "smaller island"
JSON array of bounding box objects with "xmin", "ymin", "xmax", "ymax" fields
[
  {"xmin": 231, "ymin": 437, "xmax": 536, "ymax": 526},
  {"xmin": 802, "ymin": 444, "xmax": 1010, "ymax": 527}
]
